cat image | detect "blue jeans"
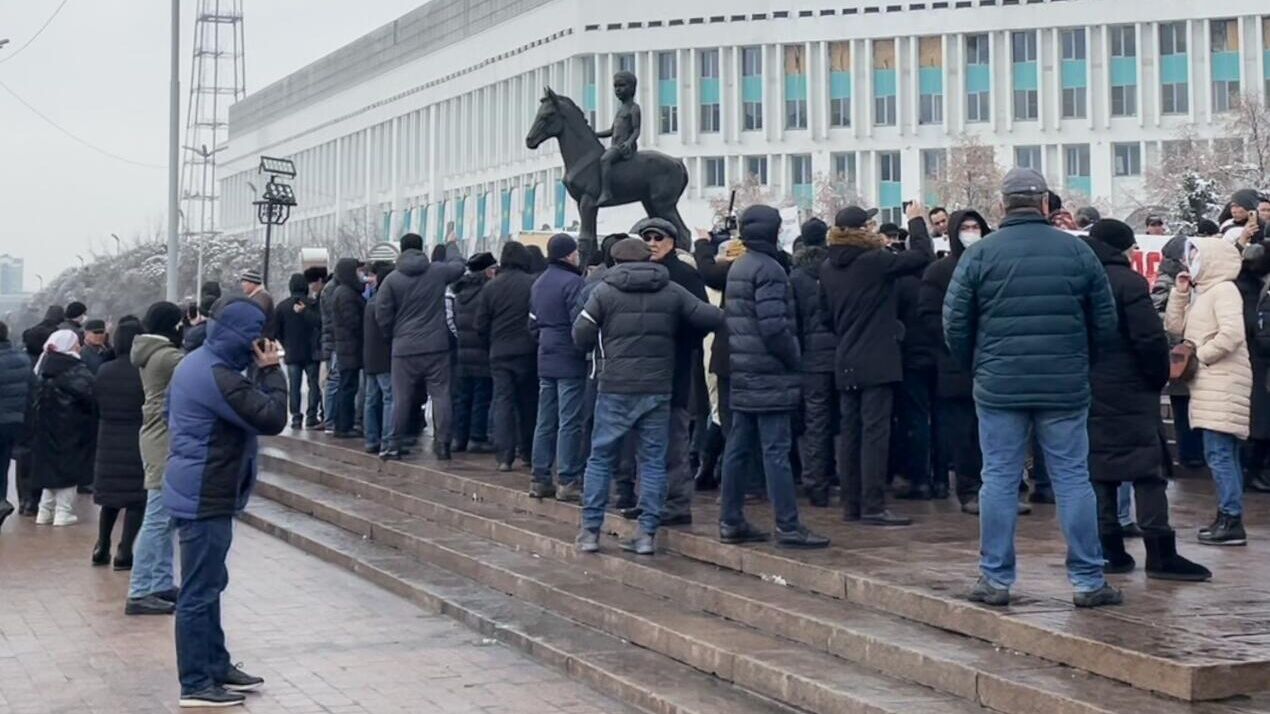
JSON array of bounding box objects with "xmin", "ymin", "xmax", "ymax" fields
[
  {"xmin": 721, "ymin": 410, "xmax": 801, "ymax": 533},
  {"xmin": 1201, "ymin": 429, "xmax": 1244, "ymax": 516},
  {"xmin": 1171, "ymin": 394, "xmax": 1204, "ymax": 464},
  {"xmin": 581, "ymin": 393, "xmax": 671, "ymax": 535},
  {"xmin": 532, "ymin": 377, "xmax": 586, "ymax": 486},
  {"xmin": 364, "ymin": 372, "xmax": 395, "ymax": 449},
  {"xmin": 174, "ymin": 515, "xmax": 234, "ymax": 695},
  {"xmin": 128, "ymin": 489, "xmax": 176, "ymax": 599},
  {"xmin": 453, "ymin": 376, "xmax": 492, "ymax": 445},
  {"xmin": 976, "ymin": 406, "xmax": 1105, "ymax": 593}
]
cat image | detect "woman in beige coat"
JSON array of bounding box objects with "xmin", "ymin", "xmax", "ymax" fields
[{"xmin": 1165, "ymin": 236, "xmax": 1251, "ymax": 546}]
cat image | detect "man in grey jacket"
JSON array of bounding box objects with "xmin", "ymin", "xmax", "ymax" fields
[
  {"xmin": 572, "ymin": 238, "xmax": 724, "ymax": 555},
  {"xmin": 376, "ymin": 233, "xmax": 465, "ymax": 460}
]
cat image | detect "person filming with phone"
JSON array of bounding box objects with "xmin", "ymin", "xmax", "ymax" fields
[{"xmin": 161, "ymin": 296, "xmax": 288, "ymax": 707}]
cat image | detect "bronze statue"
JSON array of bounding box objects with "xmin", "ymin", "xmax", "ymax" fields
[{"xmin": 526, "ymin": 76, "xmax": 690, "ymax": 250}]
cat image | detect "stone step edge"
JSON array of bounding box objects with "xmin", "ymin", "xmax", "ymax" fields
[
  {"xmin": 240, "ymin": 499, "xmax": 801, "ymax": 714},
  {"xmin": 253, "ymin": 474, "xmax": 989, "ymax": 714},
  {"xmin": 263, "ymin": 441, "xmax": 1247, "ymax": 702},
  {"xmin": 257, "ymin": 460, "xmax": 1233, "ymax": 714}
]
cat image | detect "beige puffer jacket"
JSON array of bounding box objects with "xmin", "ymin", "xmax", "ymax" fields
[{"xmin": 1164, "ymin": 236, "xmax": 1251, "ymax": 439}]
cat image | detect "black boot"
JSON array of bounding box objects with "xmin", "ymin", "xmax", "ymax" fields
[
  {"xmin": 1247, "ymin": 470, "xmax": 1270, "ymax": 493},
  {"xmin": 1144, "ymin": 532, "xmax": 1212, "ymax": 582},
  {"xmin": 694, "ymin": 446, "xmax": 720, "ymax": 491},
  {"xmin": 1198, "ymin": 513, "xmax": 1247, "ymax": 546},
  {"xmin": 91, "ymin": 540, "xmax": 111, "ymax": 566},
  {"xmin": 1100, "ymin": 532, "xmax": 1135, "ymax": 574}
]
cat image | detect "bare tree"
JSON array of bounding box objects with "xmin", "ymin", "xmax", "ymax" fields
[
  {"xmin": 1223, "ymin": 92, "xmax": 1270, "ymax": 189},
  {"xmin": 707, "ymin": 175, "xmax": 792, "ymax": 227},
  {"xmin": 931, "ymin": 133, "xmax": 1005, "ymax": 224},
  {"xmin": 810, "ymin": 172, "xmax": 864, "ymax": 223}
]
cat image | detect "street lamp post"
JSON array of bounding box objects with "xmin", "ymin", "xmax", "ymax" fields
[
  {"xmin": 110, "ymin": 233, "xmax": 121, "ymax": 255},
  {"xmin": 252, "ymin": 157, "xmax": 297, "ymax": 290},
  {"xmin": 35, "ymin": 273, "xmax": 43, "ymax": 291}
]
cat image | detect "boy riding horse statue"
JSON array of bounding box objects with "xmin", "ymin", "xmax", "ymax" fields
[{"xmin": 525, "ymin": 75, "xmax": 691, "ymax": 250}]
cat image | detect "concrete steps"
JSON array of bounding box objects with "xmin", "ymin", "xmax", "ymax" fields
[{"xmin": 250, "ymin": 436, "xmax": 1269, "ymax": 713}]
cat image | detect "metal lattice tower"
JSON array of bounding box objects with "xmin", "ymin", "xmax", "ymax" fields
[{"xmin": 180, "ymin": 0, "xmax": 245, "ymax": 282}]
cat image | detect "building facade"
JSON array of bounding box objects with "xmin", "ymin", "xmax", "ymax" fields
[
  {"xmin": 220, "ymin": 0, "xmax": 1270, "ymax": 249},
  {"xmin": 0, "ymin": 255, "xmax": 24, "ymax": 296}
]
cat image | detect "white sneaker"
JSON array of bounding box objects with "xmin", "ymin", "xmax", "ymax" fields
[
  {"xmin": 52, "ymin": 513, "xmax": 79, "ymax": 527},
  {"xmin": 35, "ymin": 508, "xmax": 54, "ymax": 525}
]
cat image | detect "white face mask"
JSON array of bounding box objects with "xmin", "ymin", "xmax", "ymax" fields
[{"xmin": 959, "ymin": 231, "xmax": 983, "ymax": 248}]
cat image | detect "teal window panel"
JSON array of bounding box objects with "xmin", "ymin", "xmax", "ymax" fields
[
  {"xmin": 829, "ymin": 71, "xmax": 852, "ymax": 99},
  {"xmin": 1160, "ymin": 54, "xmax": 1188, "ymax": 84},
  {"xmin": 1110, "ymin": 57, "xmax": 1137, "ymax": 87},
  {"xmin": 555, "ymin": 182, "xmax": 566, "ymax": 228},
  {"xmin": 1011, "ymin": 62, "xmax": 1038, "ymax": 91},
  {"xmin": 1265, "ymin": 51, "xmax": 1270, "ymax": 81},
  {"xmin": 1065, "ymin": 176, "xmax": 1092, "ymax": 196},
  {"xmin": 924, "ymin": 189, "xmax": 940, "ymax": 207},
  {"xmin": 879, "ymin": 181, "xmax": 902, "ymax": 207},
  {"xmin": 1061, "ymin": 60, "xmax": 1087, "ymax": 88},
  {"xmin": 383, "ymin": 211, "xmax": 392, "ymax": 241},
  {"xmin": 455, "ymin": 197, "xmax": 466, "ymax": 239},
  {"xmin": 417, "ymin": 206, "xmax": 427, "ymax": 237},
  {"xmin": 522, "ymin": 186, "xmax": 536, "ymax": 232},
  {"xmin": 741, "ymin": 76, "xmax": 762, "ymax": 102},
  {"xmin": 792, "ymin": 184, "xmax": 813, "ymax": 209},
  {"xmin": 873, "ymin": 69, "xmax": 896, "ymax": 97},
  {"xmin": 436, "ymin": 203, "xmax": 446, "ymax": 242},
  {"xmin": 918, "ymin": 67, "xmax": 943, "ymax": 95},
  {"xmin": 582, "ymin": 85, "xmax": 597, "ymax": 111},
  {"xmin": 700, "ymin": 78, "xmax": 720, "ymax": 104},
  {"xmin": 965, "ymin": 65, "xmax": 990, "ymax": 93},
  {"xmin": 402, "ymin": 207, "xmax": 413, "ymax": 234},
  {"xmin": 476, "ymin": 195, "xmax": 487, "ymax": 239},
  {"xmin": 785, "ymin": 74, "xmax": 807, "ymax": 101},
  {"xmin": 500, "ymin": 192, "xmax": 511, "ymax": 238},
  {"xmin": 1211, "ymin": 51, "xmax": 1240, "ymax": 82},
  {"xmin": 658, "ymin": 79, "xmax": 678, "ymax": 106}
]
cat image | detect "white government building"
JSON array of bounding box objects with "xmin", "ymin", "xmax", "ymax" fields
[{"xmin": 220, "ymin": 0, "xmax": 1270, "ymax": 250}]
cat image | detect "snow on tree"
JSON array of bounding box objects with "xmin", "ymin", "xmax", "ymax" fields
[{"xmin": 930, "ymin": 134, "xmax": 1006, "ymax": 225}]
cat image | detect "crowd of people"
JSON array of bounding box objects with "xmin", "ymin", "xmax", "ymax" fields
[{"xmin": 1, "ymin": 170, "xmax": 1270, "ymax": 707}]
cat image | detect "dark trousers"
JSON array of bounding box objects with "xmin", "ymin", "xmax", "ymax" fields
[
  {"xmin": 898, "ymin": 368, "xmax": 935, "ymax": 490},
  {"xmin": 453, "ymin": 375, "xmax": 493, "ymax": 446},
  {"xmin": 1093, "ymin": 477, "xmax": 1170, "ymax": 536},
  {"xmin": 721, "ymin": 410, "xmax": 800, "ymax": 532},
  {"xmin": 491, "ymin": 356, "xmax": 537, "ymax": 465},
  {"xmin": 937, "ymin": 397, "xmax": 982, "ymax": 503},
  {"xmin": 799, "ymin": 372, "xmax": 837, "ymax": 497},
  {"xmin": 1171, "ymin": 394, "xmax": 1204, "ymax": 465},
  {"xmin": 718, "ymin": 375, "xmax": 765, "ymax": 494},
  {"xmin": 174, "ymin": 515, "xmax": 234, "ymax": 695},
  {"xmin": 97, "ymin": 504, "xmax": 144, "ymax": 556},
  {"xmin": 333, "ymin": 362, "xmax": 360, "ymax": 434},
  {"xmin": 839, "ymin": 386, "xmax": 894, "ymax": 517},
  {"xmin": 286, "ymin": 362, "xmax": 321, "ymax": 422},
  {"xmin": 663, "ymin": 406, "xmax": 694, "ymax": 519},
  {"xmin": 390, "ymin": 351, "xmax": 452, "ymax": 450},
  {"xmin": 0, "ymin": 423, "xmax": 18, "ymax": 503}
]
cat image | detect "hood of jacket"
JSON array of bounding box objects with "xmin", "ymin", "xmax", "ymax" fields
[
  {"xmin": 827, "ymin": 226, "xmax": 888, "ymax": 267},
  {"xmin": 287, "ymin": 272, "xmax": 308, "ymax": 298},
  {"xmin": 793, "ymin": 245, "xmax": 828, "ymax": 278},
  {"xmin": 396, "ymin": 249, "xmax": 430, "ymax": 277},
  {"xmin": 334, "ymin": 257, "xmax": 361, "ymax": 287},
  {"xmin": 204, "ymin": 298, "xmax": 266, "ymax": 371},
  {"xmin": 945, "ymin": 209, "xmax": 991, "ymax": 257},
  {"xmin": 499, "ymin": 242, "xmax": 533, "ymax": 273},
  {"xmin": 602, "ymin": 261, "xmax": 670, "ymax": 293},
  {"xmin": 1188, "ymin": 235, "xmax": 1242, "ymax": 289},
  {"xmin": 453, "ymin": 272, "xmax": 487, "ymax": 304},
  {"xmin": 39, "ymin": 350, "xmax": 81, "ymax": 378},
  {"xmin": 740, "ymin": 205, "xmax": 782, "ymax": 246},
  {"xmin": 42, "ymin": 305, "xmax": 65, "ymax": 325},
  {"xmin": 132, "ymin": 333, "xmax": 179, "ymax": 369},
  {"xmin": 1085, "ymin": 235, "xmax": 1131, "ymax": 268}
]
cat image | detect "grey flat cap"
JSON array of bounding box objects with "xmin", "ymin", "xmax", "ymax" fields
[{"xmin": 1002, "ymin": 167, "xmax": 1048, "ymax": 195}]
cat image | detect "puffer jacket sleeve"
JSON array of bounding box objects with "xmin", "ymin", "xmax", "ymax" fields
[
  {"xmin": 673, "ymin": 283, "xmax": 724, "ymax": 334},
  {"xmin": 753, "ymin": 265, "xmax": 800, "ymax": 371},
  {"xmin": 475, "ymin": 286, "xmax": 493, "ymax": 348},
  {"xmin": 695, "ymin": 241, "xmax": 730, "ymax": 292},
  {"xmin": 1151, "ymin": 272, "xmax": 1175, "ymax": 313},
  {"xmin": 1164, "ymin": 288, "xmax": 1190, "ymax": 338},
  {"xmin": 1120, "ymin": 274, "xmax": 1171, "ymax": 390},
  {"xmin": 375, "ymin": 278, "xmax": 399, "ymax": 339},
  {"xmin": 1197, "ymin": 283, "xmax": 1248, "ymax": 366},
  {"xmin": 572, "ymin": 285, "xmax": 605, "ymax": 352},
  {"xmin": 210, "ymin": 364, "xmax": 288, "ymax": 436},
  {"xmin": 943, "ymin": 250, "xmax": 980, "ymax": 371}
]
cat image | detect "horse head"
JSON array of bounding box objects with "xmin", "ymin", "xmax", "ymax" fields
[{"xmin": 526, "ymin": 87, "xmax": 565, "ymax": 150}]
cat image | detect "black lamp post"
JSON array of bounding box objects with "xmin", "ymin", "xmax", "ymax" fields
[{"xmin": 253, "ymin": 156, "xmax": 297, "ymax": 290}]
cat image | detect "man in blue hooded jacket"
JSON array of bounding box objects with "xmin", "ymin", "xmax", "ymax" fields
[{"xmin": 162, "ymin": 297, "xmax": 288, "ymax": 708}]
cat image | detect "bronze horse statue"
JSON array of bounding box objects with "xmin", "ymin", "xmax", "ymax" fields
[{"xmin": 526, "ymin": 88, "xmax": 691, "ymax": 249}]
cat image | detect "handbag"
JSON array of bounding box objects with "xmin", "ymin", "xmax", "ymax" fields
[{"xmin": 1169, "ymin": 341, "xmax": 1198, "ymax": 383}]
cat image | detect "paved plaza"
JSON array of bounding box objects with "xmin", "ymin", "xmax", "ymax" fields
[{"xmin": 0, "ymin": 491, "xmax": 630, "ymax": 714}]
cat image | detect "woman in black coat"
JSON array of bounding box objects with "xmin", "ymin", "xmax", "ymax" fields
[
  {"xmin": 1084, "ymin": 221, "xmax": 1208, "ymax": 581},
  {"xmin": 31, "ymin": 329, "xmax": 97, "ymax": 527},
  {"xmin": 91, "ymin": 319, "xmax": 146, "ymax": 569}
]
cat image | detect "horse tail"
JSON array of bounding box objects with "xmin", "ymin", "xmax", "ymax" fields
[{"xmin": 677, "ymin": 159, "xmax": 689, "ymax": 194}]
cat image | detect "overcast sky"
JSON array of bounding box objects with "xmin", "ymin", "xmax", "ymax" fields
[{"xmin": 0, "ymin": 0, "xmax": 422, "ymax": 291}]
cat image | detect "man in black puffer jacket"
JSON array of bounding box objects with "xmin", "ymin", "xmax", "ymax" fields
[
  {"xmin": 0, "ymin": 321, "xmax": 32, "ymax": 527},
  {"xmin": 275, "ymin": 273, "xmax": 322, "ymax": 429},
  {"xmin": 477, "ymin": 241, "xmax": 539, "ymax": 470},
  {"xmin": 789, "ymin": 218, "xmax": 835, "ymax": 505},
  {"xmin": 450, "ymin": 253, "xmax": 496, "ymax": 453},
  {"xmin": 376, "ymin": 233, "xmax": 465, "ymax": 460},
  {"xmin": 719, "ymin": 205, "xmax": 829, "ymax": 550},
  {"xmin": 330, "ymin": 258, "xmax": 365, "ymax": 437},
  {"xmin": 572, "ymin": 237, "xmax": 723, "ymax": 555},
  {"xmin": 820, "ymin": 205, "xmax": 932, "ymax": 526}
]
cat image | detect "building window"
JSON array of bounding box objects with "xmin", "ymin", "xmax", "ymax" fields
[
  {"xmin": 745, "ymin": 155, "xmax": 768, "ymax": 185},
  {"xmin": 582, "ymin": 55, "xmax": 598, "ymax": 128},
  {"xmin": 919, "ymin": 94, "xmax": 943, "ymax": 125},
  {"xmin": 918, "ymin": 36, "xmax": 943, "ymax": 125},
  {"xmin": 1113, "ymin": 143, "xmax": 1141, "ymax": 177},
  {"xmin": 790, "ymin": 154, "xmax": 813, "ymax": 206},
  {"xmin": 829, "ymin": 41, "xmax": 852, "ymax": 127},
  {"xmin": 1060, "ymin": 28, "xmax": 1087, "ymax": 119},
  {"xmin": 1159, "ymin": 22, "xmax": 1187, "ymax": 55},
  {"xmin": 699, "ymin": 49, "xmax": 721, "ymax": 133},
  {"xmin": 741, "ymin": 46, "xmax": 763, "ymax": 131},
  {"xmin": 1065, "ymin": 144, "xmax": 1091, "ymax": 193},
  {"xmin": 1014, "ymin": 145, "xmax": 1042, "ymax": 170},
  {"xmin": 1210, "ymin": 19, "xmax": 1240, "ymax": 114},
  {"xmin": 615, "ymin": 53, "xmax": 636, "ymax": 74},
  {"xmin": 878, "ymin": 151, "xmax": 902, "ymax": 224},
  {"xmin": 873, "ymin": 39, "xmax": 897, "ymax": 127},
  {"xmin": 921, "ymin": 149, "xmax": 946, "ymax": 204},
  {"xmin": 1108, "ymin": 26, "xmax": 1137, "ymax": 118},
  {"xmin": 1213, "ymin": 80, "xmax": 1239, "ymax": 113},
  {"xmin": 784, "ymin": 45, "xmax": 808, "ymax": 130},
  {"xmin": 1159, "ymin": 22, "xmax": 1188, "ymax": 115},
  {"xmin": 657, "ymin": 52, "xmax": 678, "ymax": 134},
  {"xmin": 1111, "ymin": 85, "xmax": 1136, "ymax": 117},
  {"xmin": 1162, "ymin": 82, "xmax": 1189, "ymax": 115},
  {"xmin": 831, "ymin": 151, "xmax": 857, "ymax": 190},
  {"xmin": 831, "ymin": 96, "xmax": 852, "ymax": 127},
  {"xmin": 1110, "ymin": 25, "xmax": 1136, "ymax": 57},
  {"xmin": 965, "ymin": 34, "xmax": 990, "ymax": 123},
  {"xmin": 704, "ymin": 157, "xmax": 726, "ymax": 187},
  {"xmin": 875, "ymin": 95, "xmax": 897, "ymax": 126},
  {"xmin": 1062, "ymin": 88, "xmax": 1087, "ymax": 119},
  {"xmin": 1011, "ymin": 31, "xmax": 1038, "ymax": 121}
]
